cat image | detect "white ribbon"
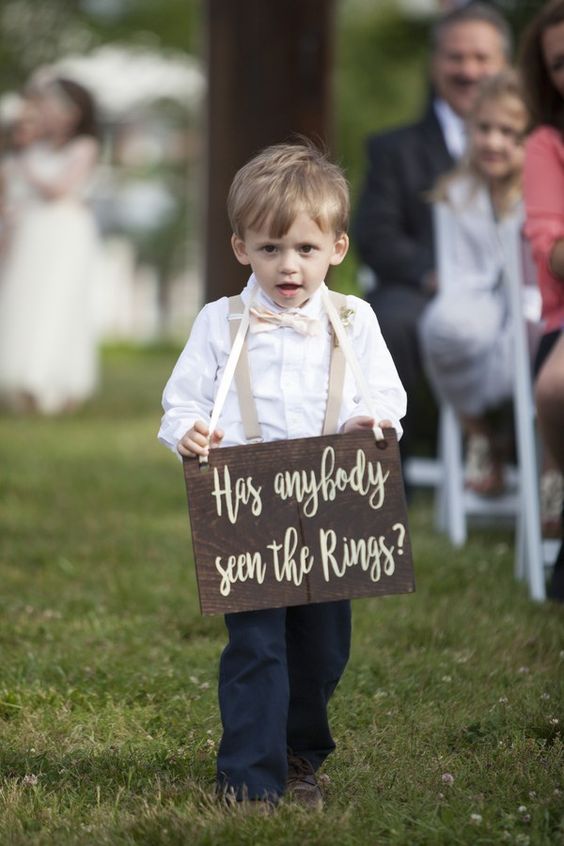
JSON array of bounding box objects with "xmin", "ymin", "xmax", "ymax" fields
[{"xmin": 201, "ymin": 289, "xmax": 255, "ymax": 463}]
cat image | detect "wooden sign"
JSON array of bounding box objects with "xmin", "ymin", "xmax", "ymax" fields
[{"xmin": 183, "ymin": 429, "xmax": 414, "ymax": 615}]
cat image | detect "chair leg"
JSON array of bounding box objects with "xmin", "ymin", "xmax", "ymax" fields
[
  {"xmin": 515, "ymin": 503, "xmax": 526, "ymax": 582},
  {"xmin": 436, "ymin": 404, "xmax": 467, "ymax": 547}
]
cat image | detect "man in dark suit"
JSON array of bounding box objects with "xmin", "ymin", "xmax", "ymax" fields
[{"xmin": 354, "ymin": 3, "xmax": 510, "ymax": 470}]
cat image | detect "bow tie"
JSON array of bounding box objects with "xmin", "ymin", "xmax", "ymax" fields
[{"xmin": 249, "ymin": 306, "xmax": 321, "ymax": 336}]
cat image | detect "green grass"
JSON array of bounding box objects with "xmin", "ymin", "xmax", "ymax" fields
[{"xmin": 1, "ymin": 347, "xmax": 562, "ymax": 845}]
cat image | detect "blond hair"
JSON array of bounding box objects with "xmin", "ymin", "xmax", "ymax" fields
[
  {"xmin": 227, "ymin": 141, "xmax": 350, "ymax": 238},
  {"xmin": 432, "ymin": 70, "xmax": 527, "ymax": 218}
]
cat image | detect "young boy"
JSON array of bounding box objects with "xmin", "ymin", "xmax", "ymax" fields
[{"xmin": 158, "ymin": 142, "xmax": 406, "ymax": 809}]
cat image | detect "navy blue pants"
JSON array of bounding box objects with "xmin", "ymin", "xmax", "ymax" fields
[{"xmin": 216, "ymin": 600, "xmax": 351, "ymax": 801}]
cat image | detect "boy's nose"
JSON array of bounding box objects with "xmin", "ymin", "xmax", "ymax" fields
[{"xmin": 280, "ymin": 252, "xmax": 299, "ymax": 274}]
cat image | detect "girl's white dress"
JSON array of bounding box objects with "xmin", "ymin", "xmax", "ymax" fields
[
  {"xmin": 419, "ymin": 175, "xmax": 525, "ymax": 417},
  {"xmin": 0, "ymin": 140, "xmax": 99, "ymax": 413}
]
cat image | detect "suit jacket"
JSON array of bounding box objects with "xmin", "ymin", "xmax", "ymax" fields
[{"xmin": 353, "ymin": 105, "xmax": 454, "ymax": 291}]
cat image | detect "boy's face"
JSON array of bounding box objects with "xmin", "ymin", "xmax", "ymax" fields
[{"xmin": 231, "ymin": 210, "xmax": 349, "ymax": 309}]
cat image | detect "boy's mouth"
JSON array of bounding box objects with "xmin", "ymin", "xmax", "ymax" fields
[{"xmin": 277, "ymin": 283, "xmax": 302, "ymax": 295}]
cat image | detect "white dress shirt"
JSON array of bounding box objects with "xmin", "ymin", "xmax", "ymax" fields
[
  {"xmin": 158, "ymin": 275, "xmax": 406, "ymax": 454},
  {"xmin": 434, "ymin": 98, "xmax": 467, "ymax": 160}
]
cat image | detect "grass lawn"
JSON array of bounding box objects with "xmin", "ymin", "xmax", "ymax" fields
[{"xmin": 0, "ymin": 346, "xmax": 562, "ymax": 846}]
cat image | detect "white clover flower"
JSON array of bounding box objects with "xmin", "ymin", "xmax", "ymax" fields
[
  {"xmin": 470, "ymin": 813, "xmax": 482, "ymax": 825},
  {"xmin": 441, "ymin": 773, "xmax": 454, "ymax": 785},
  {"xmin": 22, "ymin": 774, "xmax": 38, "ymax": 787}
]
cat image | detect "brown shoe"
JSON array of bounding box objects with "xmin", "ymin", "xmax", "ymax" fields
[{"xmin": 286, "ymin": 754, "xmax": 324, "ymax": 810}]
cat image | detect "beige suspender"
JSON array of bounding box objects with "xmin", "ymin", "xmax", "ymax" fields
[
  {"xmin": 322, "ymin": 291, "xmax": 347, "ymax": 436},
  {"xmin": 227, "ymin": 291, "xmax": 349, "ymax": 441}
]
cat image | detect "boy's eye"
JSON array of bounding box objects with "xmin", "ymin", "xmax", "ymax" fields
[
  {"xmin": 261, "ymin": 245, "xmax": 277, "ymax": 254},
  {"xmin": 300, "ymin": 244, "xmax": 316, "ymax": 254}
]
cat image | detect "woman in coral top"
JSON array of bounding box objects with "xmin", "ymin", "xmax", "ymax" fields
[{"xmin": 521, "ymin": 0, "xmax": 564, "ymax": 600}]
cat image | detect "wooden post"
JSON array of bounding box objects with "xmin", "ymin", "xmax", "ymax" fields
[{"xmin": 205, "ymin": 0, "xmax": 336, "ymax": 302}]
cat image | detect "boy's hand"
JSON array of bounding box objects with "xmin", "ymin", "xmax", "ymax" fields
[
  {"xmin": 177, "ymin": 420, "xmax": 224, "ymax": 458},
  {"xmin": 343, "ymin": 416, "xmax": 392, "ymax": 434}
]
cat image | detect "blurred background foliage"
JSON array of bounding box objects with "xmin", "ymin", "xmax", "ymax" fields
[
  {"xmin": 336, "ymin": 0, "xmax": 430, "ymax": 195},
  {"xmin": 0, "ymin": 0, "xmax": 543, "ymax": 328},
  {"xmin": 0, "ymin": 0, "xmax": 200, "ymax": 86}
]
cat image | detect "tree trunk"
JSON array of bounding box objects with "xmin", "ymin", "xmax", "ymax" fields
[{"xmin": 205, "ymin": 0, "xmax": 335, "ymax": 301}]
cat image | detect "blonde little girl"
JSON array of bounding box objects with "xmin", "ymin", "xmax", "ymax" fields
[{"xmin": 419, "ymin": 70, "xmax": 534, "ymax": 497}]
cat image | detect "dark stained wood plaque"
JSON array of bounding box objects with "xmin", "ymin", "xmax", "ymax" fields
[{"xmin": 183, "ymin": 429, "xmax": 415, "ymax": 615}]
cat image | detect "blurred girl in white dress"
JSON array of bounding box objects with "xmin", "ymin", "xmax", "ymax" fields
[
  {"xmin": 419, "ymin": 72, "xmax": 532, "ymax": 495},
  {"xmin": 0, "ymin": 78, "xmax": 100, "ymax": 414},
  {"xmin": 0, "ymin": 96, "xmax": 43, "ymax": 255}
]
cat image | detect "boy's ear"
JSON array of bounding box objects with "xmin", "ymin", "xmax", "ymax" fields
[
  {"xmin": 231, "ymin": 234, "xmax": 251, "ymax": 265},
  {"xmin": 330, "ymin": 233, "xmax": 349, "ymax": 266}
]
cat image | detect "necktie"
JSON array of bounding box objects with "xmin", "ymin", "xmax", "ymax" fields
[{"xmin": 249, "ymin": 306, "xmax": 321, "ymax": 336}]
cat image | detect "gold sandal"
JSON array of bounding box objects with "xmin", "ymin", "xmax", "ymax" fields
[{"xmin": 465, "ymin": 434, "xmax": 505, "ymax": 497}]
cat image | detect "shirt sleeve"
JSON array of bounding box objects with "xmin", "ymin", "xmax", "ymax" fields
[
  {"xmin": 523, "ymin": 128, "xmax": 564, "ymax": 272},
  {"xmin": 157, "ymin": 300, "xmax": 227, "ymax": 455},
  {"xmin": 339, "ymin": 297, "xmax": 407, "ymax": 438}
]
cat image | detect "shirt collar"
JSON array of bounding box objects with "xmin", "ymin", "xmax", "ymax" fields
[{"xmin": 434, "ymin": 98, "xmax": 466, "ymax": 160}]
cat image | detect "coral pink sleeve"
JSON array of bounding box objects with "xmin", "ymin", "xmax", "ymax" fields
[{"xmin": 523, "ymin": 127, "xmax": 564, "ymax": 269}]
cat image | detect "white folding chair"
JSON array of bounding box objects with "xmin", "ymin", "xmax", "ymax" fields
[
  {"xmin": 501, "ymin": 219, "xmax": 547, "ymax": 601},
  {"xmin": 433, "ymin": 205, "xmax": 548, "ymax": 601}
]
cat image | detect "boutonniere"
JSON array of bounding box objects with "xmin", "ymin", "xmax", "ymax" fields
[
  {"xmin": 339, "ymin": 306, "xmax": 355, "ymax": 329},
  {"xmin": 333, "ymin": 306, "xmax": 355, "ymax": 347}
]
